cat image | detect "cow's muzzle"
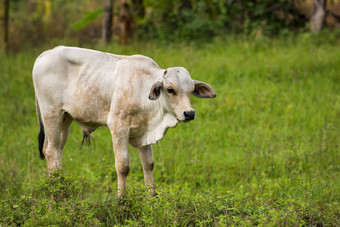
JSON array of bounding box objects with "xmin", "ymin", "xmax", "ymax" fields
[{"xmin": 183, "ymin": 110, "xmax": 195, "ymax": 122}]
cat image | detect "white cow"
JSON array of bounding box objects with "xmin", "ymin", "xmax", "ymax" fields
[{"xmin": 33, "ymin": 46, "xmax": 216, "ymax": 199}]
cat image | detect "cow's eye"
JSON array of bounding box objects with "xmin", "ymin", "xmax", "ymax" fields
[{"xmin": 167, "ymin": 88, "xmax": 176, "ymax": 95}]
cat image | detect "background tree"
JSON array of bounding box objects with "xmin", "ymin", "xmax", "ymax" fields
[
  {"xmin": 310, "ymin": 0, "xmax": 327, "ymax": 32},
  {"xmin": 102, "ymin": 0, "xmax": 113, "ymax": 43},
  {"xmin": 2, "ymin": 0, "xmax": 9, "ymax": 52},
  {"xmin": 119, "ymin": 0, "xmax": 134, "ymax": 44}
]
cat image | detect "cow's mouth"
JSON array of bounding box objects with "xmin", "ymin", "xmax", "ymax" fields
[
  {"xmin": 178, "ymin": 118, "xmax": 194, "ymax": 123},
  {"xmin": 177, "ymin": 118, "xmax": 185, "ymax": 123}
]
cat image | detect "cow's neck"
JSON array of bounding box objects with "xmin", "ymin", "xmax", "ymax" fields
[
  {"xmin": 146, "ymin": 100, "xmax": 178, "ymax": 144},
  {"xmin": 129, "ymin": 100, "xmax": 178, "ymax": 147}
]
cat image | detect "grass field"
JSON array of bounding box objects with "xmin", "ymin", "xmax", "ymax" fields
[{"xmin": 0, "ymin": 35, "xmax": 339, "ymax": 226}]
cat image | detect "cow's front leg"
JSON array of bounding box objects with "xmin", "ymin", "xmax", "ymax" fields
[
  {"xmin": 110, "ymin": 126, "xmax": 130, "ymax": 201},
  {"xmin": 138, "ymin": 145, "xmax": 156, "ymax": 196}
]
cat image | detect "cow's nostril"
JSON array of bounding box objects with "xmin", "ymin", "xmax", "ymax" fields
[{"xmin": 184, "ymin": 110, "xmax": 195, "ymax": 121}]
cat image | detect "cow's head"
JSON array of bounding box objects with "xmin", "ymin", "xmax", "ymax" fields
[{"xmin": 148, "ymin": 67, "xmax": 216, "ymax": 122}]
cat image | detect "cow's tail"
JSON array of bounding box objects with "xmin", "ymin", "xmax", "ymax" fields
[{"xmin": 35, "ymin": 97, "xmax": 45, "ymax": 160}]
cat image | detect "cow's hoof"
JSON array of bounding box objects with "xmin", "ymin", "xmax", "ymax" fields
[
  {"xmin": 149, "ymin": 190, "xmax": 157, "ymax": 198},
  {"xmin": 117, "ymin": 194, "xmax": 128, "ymax": 206}
]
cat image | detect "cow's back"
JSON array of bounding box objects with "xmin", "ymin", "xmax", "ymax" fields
[{"xmin": 33, "ymin": 46, "xmax": 123, "ymax": 125}]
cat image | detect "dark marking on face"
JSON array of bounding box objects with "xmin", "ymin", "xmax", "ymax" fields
[{"xmin": 166, "ymin": 88, "xmax": 176, "ymax": 95}]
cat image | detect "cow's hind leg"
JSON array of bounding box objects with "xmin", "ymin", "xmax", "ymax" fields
[
  {"xmin": 60, "ymin": 113, "xmax": 73, "ymax": 150},
  {"xmin": 43, "ymin": 111, "xmax": 72, "ymax": 173},
  {"xmin": 138, "ymin": 145, "xmax": 155, "ymax": 196}
]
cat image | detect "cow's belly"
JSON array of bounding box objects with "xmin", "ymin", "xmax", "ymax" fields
[
  {"xmin": 65, "ymin": 104, "xmax": 110, "ymax": 126},
  {"xmin": 63, "ymin": 91, "xmax": 111, "ymax": 127}
]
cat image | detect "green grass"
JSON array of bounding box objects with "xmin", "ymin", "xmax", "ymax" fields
[{"xmin": 0, "ymin": 35, "xmax": 339, "ymax": 226}]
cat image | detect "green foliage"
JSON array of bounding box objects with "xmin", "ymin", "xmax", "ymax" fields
[
  {"xmin": 0, "ymin": 171, "xmax": 100, "ymax": 226},
  {"xmin": 4, "ymin": 0, "xmax": 312, "ymax": 50},
  {"xmin": 139, "ymin": 0, "xmax": 306, "ymax": 41},
  {"xmin": 0, "ymin": 180, "xmax": 337, "ymax": 225},
  {"xmin": 71, "ymin": 7, "xmax": 104, "ymax": 31},
  {"xmin": 140, "ymin": 0, "xmax": 227, "ymax": 41},
  {"xmin": 36, "ymin": 169, "xmax": 82, "ymax": 201},
  {"xmin": 7, "ymin": 0, "xmax": 103, "ymax": 50},
  {"xmin": 0, "ymin": 36, "xmax": 339, "ymax": 225}
]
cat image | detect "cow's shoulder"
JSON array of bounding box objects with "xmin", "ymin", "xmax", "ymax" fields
[
  {"xmin": 115, "ymin": 54, "xmax": 163, "ymax": 81},
  {"xmin": 128, "ymin": 54, "xmax": 160, "ymax": 70}
]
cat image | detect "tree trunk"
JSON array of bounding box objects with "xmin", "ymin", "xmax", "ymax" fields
[
  {"xmin": 119, "ymin": 1, "xmax": 134, "ymax": 44},
  {"xmin": 310, "ymin": 0, "xmax": 327, "ymax": 32},
  {"xmin": 3, "ymin": 0, "xmax": 9, "ymax": 51},
  {"xmin": 102, "ymin": 0, "xmax": 113, "ymax": 43}
]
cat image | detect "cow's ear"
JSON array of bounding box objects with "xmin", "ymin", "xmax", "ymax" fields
[
  {"xmin": 148, "ymin": 81, "xmax": 163, "ymax": 100},
  {"xmin": 192, "ymin": 80, "xmax": 216, "ymax": 98}
]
